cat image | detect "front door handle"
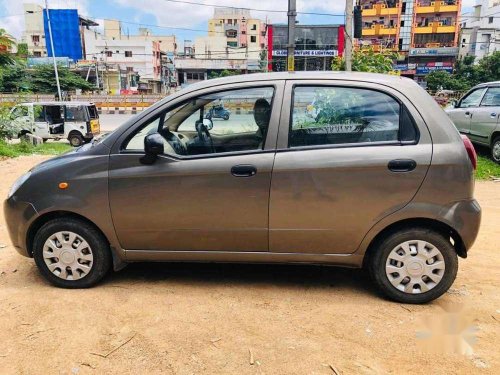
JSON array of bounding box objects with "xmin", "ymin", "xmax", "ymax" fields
[
  {"xmin": 491, "ymin": 112, "xmax": 497, "ymax": 118},
  {"xmin": 231, "ymin": 164, "xmax": 257, "ymax": 177},
  {"xmin": 388, "ymin": 159, "xmax": 417, "ymax": 173}
]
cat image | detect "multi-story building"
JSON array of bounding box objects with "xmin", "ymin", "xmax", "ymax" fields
[
  {"xmin": 84, "ymin": 21, "xmax": 177, "ymax": 94},
  {"xmin": 359, "ymin": 0, "xmax": 461, "ymax": 84},
  {"xmin": 460, "ymin": 0, "xmax": 500, "ymax": 61},
  {"xmin": 206, "ymin": 7, "xmax": 267, "ymax": 60},
  {"xmin": 22, "ymin": 3, "xmax": 47, "ymax": 57}
]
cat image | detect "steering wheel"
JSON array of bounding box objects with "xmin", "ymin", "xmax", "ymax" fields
[{"xmin": 196, "ymin": 120, "xmax": 215, "ymax": 153}]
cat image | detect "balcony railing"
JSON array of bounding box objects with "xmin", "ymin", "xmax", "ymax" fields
[
  {"xmin": 412, "ymin": 42, "xmax": 457, "ymax": 48},
  {"xmin": 355, "ymin": 44, "xmax": 399, "ymax": 52},
  {"xmin": 362, "ymin": 24, "xmax": 398, "ymax": 36},
  {"xmin": 413, "ymin": 21, "xmax": 456, "ymax": 33},
  {"xmin": 361, "ymin": 3, "xmax": 399, "ymax": 17},
  {"xmin": 415, "ymin": 1, "xmax": 459, "ymax": 14}
]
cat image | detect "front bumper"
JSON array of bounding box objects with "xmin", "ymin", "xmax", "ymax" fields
[{"xmin": 3, "ymin": 198, "xmax": 38, "ymax": 257}]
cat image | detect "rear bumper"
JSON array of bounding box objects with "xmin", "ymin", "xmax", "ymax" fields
[
  {"xmin": 439, "ymin": 198, "xmax": 481, "ymax": 252},
  {"xmin": 3, "ymin": 198, "xmax": 38, "ymax": 257}
]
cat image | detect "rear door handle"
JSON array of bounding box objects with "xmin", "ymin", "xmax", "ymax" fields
[
  {"xmin": 231, "ymin": 164, "xmax": 257, "ymax": 177},
  {"xmin": 388, "ymin": 159, "xmax": 417, "ymax": 172}
]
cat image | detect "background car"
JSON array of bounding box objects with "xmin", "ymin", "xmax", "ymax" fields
[{"xmin": 446, "ymin": 82, "xmax": 500, "ymax": 163}]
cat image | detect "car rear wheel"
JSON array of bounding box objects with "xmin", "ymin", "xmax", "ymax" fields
[
  {"xmin": 492, "ymin": 136, "xmax": 500, "ymax": 163},
  {"xmin": 33, "ymin": 218, "xmax": 111, "ymax": 288},
  {"xmin": 369, "ymin": 228, "xmax": 458, "ymax": 304},
  {"xmin": 68, "ymin": 133, "xmax": 84, "ymax": 147}
]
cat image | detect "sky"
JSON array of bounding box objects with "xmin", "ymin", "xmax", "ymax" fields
[{"xmin": 0, "ymin": 0, "xmax": 479, "ymax": 47}]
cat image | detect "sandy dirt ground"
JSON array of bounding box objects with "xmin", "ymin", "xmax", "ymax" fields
[{"xmin": 0, "ymin": 155, "xmax": 498, "ymax": 375}]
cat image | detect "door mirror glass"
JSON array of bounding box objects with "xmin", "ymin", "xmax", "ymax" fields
[
  {"xmin": 141, "ymin": 132, "xmax": 164, "ymax": 164},
  {"xmin": 202, "ymin": 118, "xmax": 213, "ymax": 130}
]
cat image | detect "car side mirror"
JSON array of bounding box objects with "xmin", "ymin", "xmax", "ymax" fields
[
  {"xmin": 140, "ymin": 132, "xmax": 164, "ymax": 165},
  {"xmin": 453, "ymin": 100, "xmax": 460, "ymax": 108},
  {"xmin": 203, "ymin": 118, "xmax": 213, "ymax": 130}
]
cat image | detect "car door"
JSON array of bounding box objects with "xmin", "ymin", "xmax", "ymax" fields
[
  {"xmin": 468, "ymin": 86, "xmax": 500, "ymax": 145},
  {"xmin": 446, "ymin": 87, "xmax": 487, "ymax": 135},
  {"xmin": 269, "ymin": 81, "xmax": 432, "ymax": 255},
  {"xmin": 108, "ymin": 82, "xmax": 284, "ymax": 252},
  {"xmin": 33, "ymin": 105, "xmax": 50, "ymax": 138}
]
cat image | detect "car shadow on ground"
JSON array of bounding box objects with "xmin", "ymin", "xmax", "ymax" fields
[{"xmin": 101, "ymin": 261, "xmax": 381, "ymax": 298}]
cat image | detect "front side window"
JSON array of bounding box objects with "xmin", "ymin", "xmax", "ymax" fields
[
  {"xmin": 124, "ymin": 87, "xmax": 275, "ymax": 156},
  {"xmin": 11, "ymin": 106, "xmax": 29, "ymax": 119},
  {"xmin": 289, "ymin": 86, "xmax": 412, "ymax": 147},
  {"xmin": 480, "ymin": 87, "xmax": 500, "ymax": 107},
  {"xmin": 460, "ymin": 88, "xmax": 487, "ymax": 108}
]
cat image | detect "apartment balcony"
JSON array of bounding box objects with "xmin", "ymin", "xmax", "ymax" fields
[
  {"xmin": 415, "ymin": 1, "xmax": 459, "ymax": 14},
  {"xmin": 362, "ymin": 24, "xmax": 398, "ymax": 36},
  {"xmin": 413, "ymin": 21, "xmax": 456, "ymax": 34},
  {"xmin": 412, "ymin": 42, "xmax": 457, "ymax": 48},
  {"xmin": 355, "ymin": 44, "xmax": 399, "ymax": 52},
  {"xmin": 362, "ymin": 3, "xmax": 399, "ymax": 17}
]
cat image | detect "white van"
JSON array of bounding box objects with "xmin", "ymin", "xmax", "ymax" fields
[{"xmin": 10, "ymin": 102, "xmax": 100, "ymax": 147}]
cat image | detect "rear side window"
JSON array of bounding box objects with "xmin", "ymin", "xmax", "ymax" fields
[
  {"xmin": 88, "ymin": 105, "xmax": 99, "ymax": 119},
  {"xmin": 480, "ymin": 87, "xmax": 500, "ymax": 107},
  {"xmin": 289, "ymin": 86, "xmax": 417, "ymax": 148}
]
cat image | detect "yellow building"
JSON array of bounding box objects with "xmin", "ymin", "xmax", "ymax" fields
[{"xmin": 358, "ymin": 0, "xmax": 461, "ymax": 82}]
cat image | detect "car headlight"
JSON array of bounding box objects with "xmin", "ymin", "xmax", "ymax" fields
[{"xmin": 8, "ymin": 171, "xmax": 31, "ymax": 199}]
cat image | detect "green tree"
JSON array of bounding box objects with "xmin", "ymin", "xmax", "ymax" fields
[
  {"xmin": 331, "ymin": 49, "xmax": 398, "ymax": 73},
  {"xmin": 425, "ymin": 70, "xmax": 471, "ymax": 91},
  {"xmin": 476, "ymin": 51, "xmax": 500, "ymax": 82},
  {"xmin": 208, "ymin": 69, "xmax": 241, "ymax": 79},
  {"xmin": 29, "ymin": 65, "xmax": 95, "ymax": 93},
  {"xmin": 0, "ymin": 28, "xmax": 16, "ymax": 66},
  {"xmin": 0, "ymin": 63, "xmax": 30, "ymax": 92},
  {"xmin": 16, "ymin": 43, "xmax": 28, "ymax": 58}
]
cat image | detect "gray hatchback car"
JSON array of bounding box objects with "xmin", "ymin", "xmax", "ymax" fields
[
  {"xmin": 446, "ymin": 81, "xmax": 500, "ymax": 163},
  {"xmin": 4, "ymin": 72, "xmax": 481, "ymax": 304}
]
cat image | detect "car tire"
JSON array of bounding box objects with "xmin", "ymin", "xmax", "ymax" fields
[
  {"xmin": 32, "ymin": 218, "xmax": 111, "ymax": 288},
  {"xmin": 369, "ymin": 227, "xmax": 458, "ymax": 304},
  {"xmin": 223, "ymin": 114, "xmax": 229, "ymax": 120},
  {"xmin": 492, "ymin": 136, "xmax": 500, "ymax": 163},
  {"xmin": 68, "ymin": 133, "xmax": 84, "ymax": 147}
]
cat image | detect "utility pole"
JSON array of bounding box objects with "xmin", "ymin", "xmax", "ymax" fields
[
  {"xmin": 287, "ymin": 0, "xmax": 296, "ymax": 72},
  {"xmin": 345, "ymin": 0, "xmax": 354, "ymax": 71},
  {"xmin": 45, "ymin": 0, "xmax": 62, "ymax": 101}
]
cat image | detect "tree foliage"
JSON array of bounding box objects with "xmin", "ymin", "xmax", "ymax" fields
[
  {"xmin": 332, "ymin": 49, "xmax": 399, "ymax": 74},
  {"xmin": 208, "ymin": 69, "xmax": 241, "ymax": 79},
  {"xmin": 0, "ymin": 28, "xmax": 16, "ymax": 66},
  {"xmin": 0, "ymin": 63, "xmax": 95, "ymax": 93},
  {"xmin": 426, "ymin": 52, "xmax": 500, "ymax": 91}
]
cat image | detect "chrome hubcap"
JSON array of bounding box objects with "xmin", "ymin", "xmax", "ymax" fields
[
  {"xmin": 42, "ymin": 231, "xmax": 93, "ymax": 280},
  {"xmin": 385, "ymin": 240, "xmax": 445, "ymax": 294},
  {"xmin": 493, "ymin": 141, "xmax": 500, "ymax": 161}
]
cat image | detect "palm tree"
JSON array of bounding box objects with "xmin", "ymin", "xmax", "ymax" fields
[{"xmin": 0, "ymin": 28, "xmax": 16, "ymax": 66}]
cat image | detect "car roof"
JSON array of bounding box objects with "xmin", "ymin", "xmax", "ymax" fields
[
  {"xmin": 179, "ymin": 71, "xmax": 417, "ymax": 94},
  {"xmin": 475, "ymin": 81, "xmax": 500, "ymax": 88}
]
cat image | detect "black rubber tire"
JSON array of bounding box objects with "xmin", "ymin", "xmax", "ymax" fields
[
  {"xmin": 491, "ymin": 136, "xmax": 500, "ymax": 163},
  {"xmin": 33, "ymin": 218, "xmax": 111, "ymax": 288},
  {"xmin": 369, "ymin": 227, "xmax": 458, "ymax": 304},
  {"xmin": 223, "ymin": 114, "xmax": 229, "ymax": 120},
  {"xmin": 68, "ymin": 133, "xmax": 84, "ymax": 147}
]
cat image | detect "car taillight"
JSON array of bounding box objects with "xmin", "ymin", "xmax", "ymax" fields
[{"xmin": 461, "ymin": 134, "xmax": 477, "ymax": 170}]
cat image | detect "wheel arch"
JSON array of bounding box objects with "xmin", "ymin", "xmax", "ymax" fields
[
  {"xmin": 27, "ymin": 211, "xmax": 110, "ymax": 257},
  {"xmin": 491, "ymin": 131, "xmax": 500, "ymax": 146},
  {"xmin": 362, "ymin": 217, "xmax": 467, "ymax": 269}
]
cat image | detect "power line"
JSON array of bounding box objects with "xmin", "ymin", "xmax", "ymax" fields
[{"xmin": 160, "ymin": 0, "xmax": 344, "ymax": 17}]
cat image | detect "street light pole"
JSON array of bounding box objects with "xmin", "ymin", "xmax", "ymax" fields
[
  {"xmin": 287, "ymin": 0, "xmax": 296, "ymax": 72},
  {"xmin": 45, "ymin": 0, "xmax": 62, "ymax": 101},
  {"xmin": 345, "ymin": 0, "xmax": 354, "ymax": 71}
]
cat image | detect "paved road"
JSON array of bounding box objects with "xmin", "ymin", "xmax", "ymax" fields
[{"xmin": 99, "ymin": 114, "xmax": 136, "ymax": 132}]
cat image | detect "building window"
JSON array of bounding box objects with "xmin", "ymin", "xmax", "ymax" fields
[
  {"xmin": 106, "ymin": 51, "xmax": 113, "ymax": 57},
  {"xmin": 126, "ymin": 67, "xmax": 134, "ymax": 72},
  {"xmin": 32, "ymin": 35, "xmax": 40, "ymax": 43},
  {"xmin": 251, "ymin": 24, "xmax": 257, "ymax": 30},
  {"xmin": 226, "ymin": 29, "xmax": 237, "ymax": 38},
  {"xmin": 242, "ymin": 30, "xmax": 246, "ymax": 35},
  {"xmin": 33, "ymin": 51, "xmax": 41, "ymax": 57},
  {"xmin": 228, "ymin": 19, "xmax": 232, "ymax": 25},
  {"xmin": 125, "ymin": 51, "xmax": 133, "ymax": 57},
  {"xmin": 251, "ymin": 36, "xmax": 257, "ymax": 43},
  {"xmin": 261, "ymin": 43, "xmax": 265, "ymax": 49},
  {"xmin": 489, "ymin": 16, "xmax": 494, "ymax": 24},
  {"xmin": 227, "ymin": 41, "xmax": 238, "ymax": 47}
]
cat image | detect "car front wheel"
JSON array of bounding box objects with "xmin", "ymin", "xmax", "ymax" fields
[
  {"xmin": 369, "ymin": 228, "xmax": 458, "ymax": 304},
  {"xmin": 33, "ymin": 218, "xmax": 111, "ymax": 288},
  {"xmin": 492, "ymin": 136, "xmax": 500, "ymax": 163},
  {"xmin": 68, "ymin": 133, "xmax": 84, "ymax": 147}
]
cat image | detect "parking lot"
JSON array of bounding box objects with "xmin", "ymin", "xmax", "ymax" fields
[{"xmin": 0, "ymin": 155, "xmax": 499, "ymax": 374}]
